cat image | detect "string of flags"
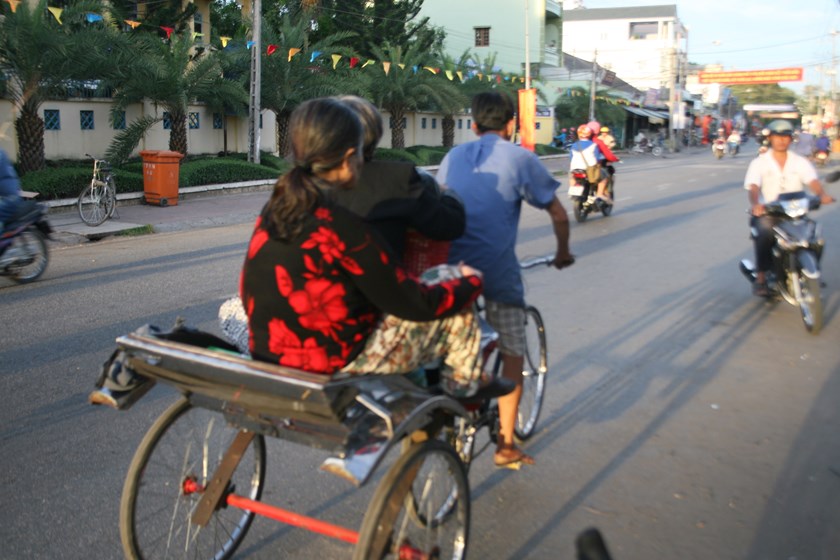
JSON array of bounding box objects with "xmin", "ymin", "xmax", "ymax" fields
[{"xmin": 2, "ymin": 0, "xmax": 528, "ymax": 84}]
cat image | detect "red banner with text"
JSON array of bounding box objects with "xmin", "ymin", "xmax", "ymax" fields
[{"xmin": 698, "ymin": 68, "xmax": 803, "ymax": 85}]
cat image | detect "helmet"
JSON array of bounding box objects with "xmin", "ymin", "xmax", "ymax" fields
[
  {"xmin": 600, "ymin": 126, "xmax": 610, "ymax": 133},
  {"xmin": 766, "ymin": 119, "xmax": 794, "ymax": 136},
  {"xmin": 561, "ymin": 128, "xmax": 567, "ymax": 132},
  {"xmin": 577, "ymin": 124, "xmax": 592, "ymax": 137},
  {"xmin": 587, "ymin": 120, "xmax": 601, "ymax": 135}
]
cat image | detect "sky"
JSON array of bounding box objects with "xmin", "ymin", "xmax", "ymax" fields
[{"xmin": 572, "ymin": 0, "xmax": 840, "ymax": 93}]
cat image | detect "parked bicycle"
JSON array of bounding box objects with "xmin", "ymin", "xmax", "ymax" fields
[{"xmin": 77, "ymin": 154, "xmax": 117, "ymax": 226}]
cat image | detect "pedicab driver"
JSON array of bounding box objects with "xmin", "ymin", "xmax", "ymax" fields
[{"xmin": 438, "ymin": 91, "xmax": 575, "ymax": 469}]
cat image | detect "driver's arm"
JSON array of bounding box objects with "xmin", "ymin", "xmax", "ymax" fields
[
  {"xmin": 747, "ymin": 184, "xmax": 764, "ymax": 216},
  {"xmin": 808, "ymin": 179, "xmax": 835, "ymax": 204},
  {"xmin": 546, "ymin": 196, "xmax": 574, "ymax": 268}
]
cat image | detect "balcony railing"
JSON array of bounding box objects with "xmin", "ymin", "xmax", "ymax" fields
[{"xmin": 546, "ymin": 0, "xmax": 561, "ymax": 18}]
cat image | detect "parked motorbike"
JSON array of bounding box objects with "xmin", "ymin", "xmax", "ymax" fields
[
  {"xmin": 814, "ymin": 149, "xmax": 829, "ymax": 167},
  {"xmin": 568, "ymin": 165, "xmax": 615, "ymax": 223},
  {"xmin": 631, "ymin": 137, "xmax": 663, "ymax": 157},
  {"xmin": 713, "ymin": 138, "xmax": 726, "ymax": 159},
  {"xmin": 739, "ymin": 189, "xmax": 829, "ymax": 334},
  {"xmin": 0, "ymin": 200, "xmax": 53, "ymax": 284}
]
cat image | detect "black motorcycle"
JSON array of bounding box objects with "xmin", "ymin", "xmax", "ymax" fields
[
  {"xmin": 739, "ymin": 190, "xmax": 827, "ymax": 334},
  {"xmin": 0, "ymin": 199, "xmax": 53, "ymax": 284},
  {"xmin": 568, "ymin": 165, "xmax": 615, "ymax": 223}
]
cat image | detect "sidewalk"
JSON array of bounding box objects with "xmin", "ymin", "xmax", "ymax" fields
[
  {"xmin": 45, "ymin": 155, "xmax": 571, "ymax": 246},
  {"xmin": 47, "ymin": 180, "xmax": 275, "ymax": 245}
]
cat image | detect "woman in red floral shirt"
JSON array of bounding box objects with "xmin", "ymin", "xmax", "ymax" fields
[{"xmin": 241, "ymin": 98, "xmax": 485, "ymax": 396}]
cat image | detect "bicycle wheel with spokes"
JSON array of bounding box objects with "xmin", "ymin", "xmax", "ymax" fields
[
  {"xmin": 120, "ymin": 398, "xmax": 266, "ymax": 560},
  {"xmin": 354, "ymin": 440, "xmax": 469, "ymax": 560},
  {"xmin": 78, "ymin": 181, "xmax": 110, "ymax": 226},
  {"xmin": 515, "ymin": 305, "xmax": 547, "ymax": 441}
]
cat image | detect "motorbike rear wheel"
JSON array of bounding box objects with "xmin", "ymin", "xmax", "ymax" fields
[
  {"xmin": 4, "ymin": 228, "xmax": 48, "ymax": 284},
  {"xmin": 798, "ymin": 274, "xmax": 823, "ymax": 335},
  {"xmin": 651, "ymin": 146, "xmax": 663, "ymax": 157},
  {"xmin": 573, "ymin": 200, "xmax": 587, "ymax": 223}
]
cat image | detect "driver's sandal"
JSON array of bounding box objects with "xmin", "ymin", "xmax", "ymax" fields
[{"xmin": 494, "ymin": 444, "xmax": 535, "ymax": 470}]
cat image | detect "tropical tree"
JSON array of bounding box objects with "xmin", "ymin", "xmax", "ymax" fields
[
  {"xmin": 258, "ymin": 13, "xmax": 364, "ymax": 156},
  {"xmin": 365, "ymin": 42, "xmax": 461, "ymax": 149},
  {"xmin": 105, "ymin": 31, "xmax": 248, "ymax": 164},
  {"xmin": 554, "ymin": 86, "xmax": 626, "ymax": 131},
  {"xmin": 307, "ymin": 0, "xmax": 443, "ymax": 59},
  {"xmin": 0, "ymin": 0, "xmax": 125, "ymax": 173}
]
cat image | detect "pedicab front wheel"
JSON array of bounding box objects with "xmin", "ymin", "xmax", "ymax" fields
[
  {"xmin": 354, "ymin": 439, "xmax": 470, "ymax": 560},
  {"xmin": 120, "ymin": 398, "xmax": 266, "ymax": 560}
]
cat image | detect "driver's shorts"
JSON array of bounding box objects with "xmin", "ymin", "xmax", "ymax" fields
[{"xmin": 485, "ymin": 300, "xmax": 526, "ymax": 357}]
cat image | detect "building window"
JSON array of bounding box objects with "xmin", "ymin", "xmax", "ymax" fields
[
  {"xmin": 80, "ymin": 110, "xmax": 94, "ymax": 130},
  {"xmin": 467, "ymin": 119, "xmax": 471, "ymax": 129},
  {"xmin": 474, "ymin": 27, "xmax": 490, "ymax": 47},
  {"xmin": 193, "ymin": 13, "xmax": 203, "ymax": 38},
  {"xmin": 213, "ymin": 113, "xmax": 223, "ymax": 129},
  {"xmin": 113, "ymin": 111, "xmax": 126, "ymax": 130},
  {"xmin": 189, "ymin": 112, "xmax": 200, "ymax": 129},
  {"xmin": 536, "ymin": 122, "xmax": 541, "ymax": 130},
  {"xmin": 44, "ymin": 109, "xmax": 60, "ymax": 130},
  {"xmin": 432, "ymin": 118, "xmax": 437, "ymax": 130},
  {"xmin": 259, "ymin": 114, "xmax": 263, "ymax": 129},
  {"xmin": 458, "ymin": 119, "xmax": 463, "ymax": 129},
  {"xmin": 629, "ymin": 21, "xmax": 658, "ymax": 40},
  {"xmin": 421, "ymin": 117, "xmax": 427, "ymax": 129},
  {"xmin": 163, "ymin": 112, "xmax": 171, "ymax": 130}
]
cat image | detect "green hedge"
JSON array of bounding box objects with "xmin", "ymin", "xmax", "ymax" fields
[
  {"xmin": 178, "ymin": 159, "xmax": 283, "ymax": 187},
  {"xmin": 20, "ymin": 156, "xmax": 284, "ymax": 199}
]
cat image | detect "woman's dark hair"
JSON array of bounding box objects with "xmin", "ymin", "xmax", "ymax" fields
[
  {"xmin": 338, "ymin": 95, "xmax": 383, "ymax": 162},
  {"xmin": 265, "ymin": 98, "xmax": 362, "ymax": 240},
  {"xmin": 472, "ymin": 91, "xmax": 515, "ymax": 133}
]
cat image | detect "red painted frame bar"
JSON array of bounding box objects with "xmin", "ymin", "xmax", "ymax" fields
[{"xmin": 226, "ymin": 494, "xmax": 359, "ymax": 544}]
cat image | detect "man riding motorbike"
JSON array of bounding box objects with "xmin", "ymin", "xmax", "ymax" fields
[{"xmin": 743, "ymin": 119, "xmax": 834, "ymax": 297}]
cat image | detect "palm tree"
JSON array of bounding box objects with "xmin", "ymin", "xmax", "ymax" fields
[
  {"xmin": 258, "ymin": 14, "xmax": 363, "ymax": 156},
  {"xmin": 0, "ymin": 0, "xmax": 124, "ymax": 173},
  {"xmin": 106, "ymin": 31, "xmax": 248, "ymax": 164},
  {"xmin": 365, "ymin": 42, "xmax": 461, "ymax": 149}
]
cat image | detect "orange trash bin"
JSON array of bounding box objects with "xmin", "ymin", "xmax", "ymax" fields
[{"xmin": 140, "ymin": 150, "xmax": 184, "ymax": 206}]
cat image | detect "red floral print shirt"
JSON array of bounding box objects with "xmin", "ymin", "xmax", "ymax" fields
[{"xmin": 241, "ymin": 202, "xmax": 482, "ymax": 374}]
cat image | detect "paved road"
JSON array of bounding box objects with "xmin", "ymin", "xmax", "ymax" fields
[{"xmin": 1, "ymin": 144, "xmax": 839, "ymax": 559}]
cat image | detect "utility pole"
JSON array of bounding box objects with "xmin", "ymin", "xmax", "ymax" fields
[
  {"xmin": 832, "ymin": 30, "xmax": 838, "ymax": 137},
  {"xmin": 524, "ymin": 0, "xmax": 530, "ymax": 90},
  {"xmin": 668, "ymin": 47, "xmax": 679, "ymax": 152},
  {"xmin": 248, "ymin": 0, "xmax": 262, "ymax": 164},
  {"xmin": 589, "ymin": 50, "xmax": 598, "ymax": 121}
]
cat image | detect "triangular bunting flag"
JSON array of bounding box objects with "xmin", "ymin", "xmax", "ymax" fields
[
  {"xmin": 456, "ymin": 71, "xmax": 463, "ymax": 81},
  {"xmin": 192, "ymin": 32, "xmax": 203, "ymax": 40},
  {"xmin": 445, "ymin": 70, "xmax": 453, "ymax": 80},
  {"xmin": 5, "ymin": 0, "xmax": 20, "ymax": 13},
  {"xmin": 160, "ymin": 26, "xmax": 174, "ymax": 39},
  {"xmin": 349, "ymin": 57, "xmax": 359, "ymax": 68},
  {"xmin": 267, "ymin": 44, "xmax": 277, "ymax": 56},
  {"xmin": 288, "ymin": 47, "xmax": 301, "ymax": 62},
  {"xmin": 125, "ymin": 20, "xmax": 141, "ymax": 29},
  {"xmin": 361, "ymin": 60, "xmax": 374, "ymax": 68},
  {"xmin": 247, "ymin": 41, "xmax": 255, "ymax": 49},
  {"xmin": 383, "ymin": 61, "xmax": 391, "ymax": 75},
  {"xmin": 85, "ymin": 13, "xmax": 103, "ymax": 23},
  {"xmin": 47, "ymin": 7, "xmax": 63, "ymax": 24},
  {"xmin": 398, "ymin": 63, "xmax": 405, "ymax": 70},
  {"xmin": 331, "ymin": 54, "xmax": 341, "ymax": 69},
  {"xmin": 310, "ymin": 51, "xmax": 322, "ymax": 62},
  {"xmin": 220, "ymin": 36, "xmax": 231, "ymax": 47}
]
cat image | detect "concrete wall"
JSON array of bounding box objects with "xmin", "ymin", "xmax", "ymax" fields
[{"xmin": 0, "ymin": 98, "xmax": 276, "ymax": 161}]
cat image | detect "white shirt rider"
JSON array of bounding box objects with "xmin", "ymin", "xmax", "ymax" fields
[{"xmin": 743, "ymin": 149, "xmax": 817, "ymax": 204}]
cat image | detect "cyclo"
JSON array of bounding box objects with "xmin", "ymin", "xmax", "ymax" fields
[{"xmin": 99, "ymin": 259, "xmax": 551, "ymax": 560}]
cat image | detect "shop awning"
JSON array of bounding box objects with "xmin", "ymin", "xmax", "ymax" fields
[{"xmin": 624, "ymin": 107, "xmax": 669, "ymax": 123}]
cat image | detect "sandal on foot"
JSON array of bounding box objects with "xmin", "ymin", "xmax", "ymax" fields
[
  {"xmin": 494, "ymin": 445, "xmax": 535, "ymax": 469},
  {"xmin": 752, "ymin": 281, "xmax": 770, "ymax": 298}
]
